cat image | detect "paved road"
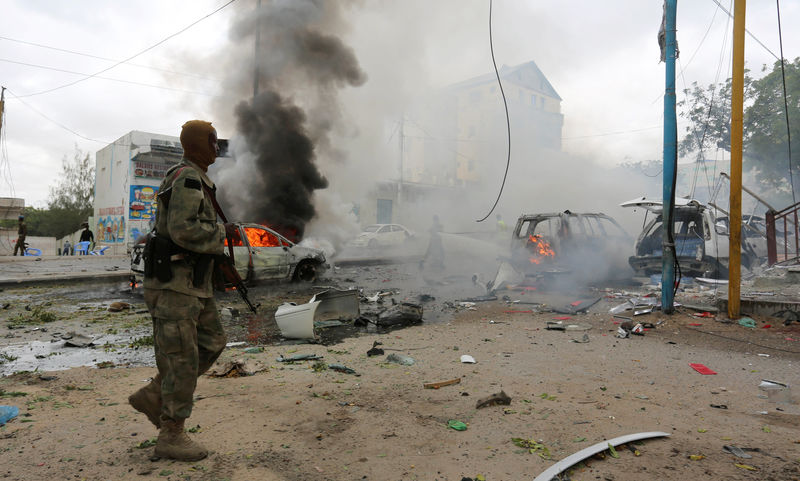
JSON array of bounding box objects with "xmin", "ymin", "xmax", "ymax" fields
[{"xmin": 0, "ymin": 255, "xmax": 131, "ymax": 286}]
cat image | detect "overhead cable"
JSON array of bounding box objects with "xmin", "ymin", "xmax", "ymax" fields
[
  {"xmin": 775, "ymin": 0, "xmax": 796, "ymax": 205},
  {"xmin": 14, "ymin": 0, "xmax": 237, "ymax": 98},
  {"xmin": 476, "ymin": 0, "xmax": 510, "ymax": 223}
]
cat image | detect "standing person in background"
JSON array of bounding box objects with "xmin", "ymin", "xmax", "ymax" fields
[
  {"xmin": 420, "ymin": 214, "xmax": 445, "ymax": 270},
  {"xmin": 79, "ymin": 222, "xmax": 94, "ymax": 252},
  {"xmin": 496, "ymin": 214, "xmax": 507, "ymax": 233},
  {"xmin": 12, "ymin": 215, "xmax": 26, "ymax": 256},
  {"xmin": 128, "ymin": 120, "xmax": 234, "ymax": 462}
]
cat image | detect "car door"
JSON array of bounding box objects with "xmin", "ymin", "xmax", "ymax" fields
[
  {"xmin": 242, "ymin": 225, "xmax": 291, "ymax": 280},
  {"xmin": 224, "ymin": 225, "xmax": 250, "ymax": 280}
]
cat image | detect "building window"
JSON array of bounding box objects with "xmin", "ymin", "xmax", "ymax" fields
[{"xmin": 531, "ymin": 94, "xmax": 536, "ymax": 106}]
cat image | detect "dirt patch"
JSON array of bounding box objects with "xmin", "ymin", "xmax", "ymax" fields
[{"xmin": 1, "ymin": 294, "xmax": 799, "ymax": 480}]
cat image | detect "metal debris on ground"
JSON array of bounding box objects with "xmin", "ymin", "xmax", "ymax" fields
[
  {"xmin": 329, "ymin": 363, "xmax": 357, "ymax": 375},
  {"xmin": 276, "ymin": 353, "xmax": 323, "ymax": 363}
]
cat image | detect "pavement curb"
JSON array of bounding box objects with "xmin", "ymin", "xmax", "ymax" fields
[{"xmin": 0, "ymin": 271, "xmax": 132, "ymax": 288}]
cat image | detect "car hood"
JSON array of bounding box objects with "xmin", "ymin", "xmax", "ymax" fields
[{"xmin": 620, "ymin": 196, "xmax": 700, "ymax": 213}]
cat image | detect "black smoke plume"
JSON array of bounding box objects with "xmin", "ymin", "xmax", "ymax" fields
[{"xmin": 216, "ymin": 0, "xmax": 366, "ymax": 241}]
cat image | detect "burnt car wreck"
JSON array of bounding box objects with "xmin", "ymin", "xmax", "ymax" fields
[
  {"xmin": 131, "ymin": 222, "xmax": 327, "ymax": 285},
  {"xmin": 509, "ymin": 211, "xmax": 632, "ymax": 283}
]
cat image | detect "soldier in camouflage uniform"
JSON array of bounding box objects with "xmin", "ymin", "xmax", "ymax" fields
[{"xmin": 128, "ymin": 120, "xmax": 234, "ymax": 461}]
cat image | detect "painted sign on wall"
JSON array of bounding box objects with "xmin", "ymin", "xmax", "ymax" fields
[
  {"xmin": 130, "ymin": 185, "xmax": 159, "ymax": 220},
  {"xmin": 97, "ymin": 216, "xmax": 125, "ymax": 243}
]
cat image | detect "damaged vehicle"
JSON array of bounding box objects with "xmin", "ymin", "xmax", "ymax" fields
[
  {"xmin": 131, "ymin": 222, "xmax": 328, "ymax": 285},
  {"xmin": 510, "ymin": 211, "xmax": 633, "ymax": 280},
  {"xmin": 621, "ymin": 197, "xmax": 763, "ymax": 278}
]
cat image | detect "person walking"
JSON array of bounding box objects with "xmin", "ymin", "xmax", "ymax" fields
[
  {"xmin": 128, "ymin": 120, "xmax": 234, "ymax": 461},
  {"xmin": 12, "ymin": 215, "xmax": 26, "ymax": 256}
]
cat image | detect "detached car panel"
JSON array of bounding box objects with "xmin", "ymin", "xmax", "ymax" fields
[{"xmin": 131, "ymin": 223, "xmax": 327, "ymax": 284}]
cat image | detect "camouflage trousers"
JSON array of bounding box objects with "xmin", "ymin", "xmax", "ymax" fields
[{"xmin": 144, "ymin": 288, "xmax": 227, "ymax": 420}]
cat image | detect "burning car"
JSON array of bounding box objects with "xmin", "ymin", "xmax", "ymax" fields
[
  {"xmin": 510, "ymin": 211, "xmax": 632, "ymax": 280},
  {"xmin": 131, "ymin": 222, "xmax": 327, "ymax": 285}
]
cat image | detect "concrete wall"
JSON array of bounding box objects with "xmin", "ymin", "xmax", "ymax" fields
[{"xmin": 0, "ymin": 229, "xmax": 56, "ymax": 255}]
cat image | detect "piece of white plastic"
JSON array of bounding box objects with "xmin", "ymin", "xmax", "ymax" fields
[
  {"xmin": 460, "ymin": 355, "xmax": 476, "ymax": 364},
  {"xmin": 533, "ymin": 431, "xmax": 670, "ymax": 481}
]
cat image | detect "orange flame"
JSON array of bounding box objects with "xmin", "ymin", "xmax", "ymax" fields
[
  {"xmin": 244, "ymin": 227, "xmax": 280, "ymax": 247},
  {"xmin": 528, "ymin": 234, "xmax": 555, "ymax": 264}
]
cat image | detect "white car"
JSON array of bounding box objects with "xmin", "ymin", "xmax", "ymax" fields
[
  {"xmin": 348, "ymin": 224, "xmax": 414, "ymax": 248},
  {"xmin": 131, "ymin": 223, "xmax": 327, "ymax": 284}
]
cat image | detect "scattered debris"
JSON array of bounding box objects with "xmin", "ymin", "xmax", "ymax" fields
[
  {"xmin": 424, "ymin": 378, "xmax": 461, "ymax": 389},
  {"xmin": 366, "ymin": 341, "xmax": 384, "ymax": 357},
  {"xmin": 208, "ymin": 359, "xmax": 267, "ymax": 377},
  {"xmin": 759, "ymin": 379, "xmax": 791, "ymax": 403},
  {"xmin": 63, "ymin": 332, "xmax": 93, "ymax": 348},
  {"xmin": 376, "ymin": 303, "xmax": 423, "ymax": 327},
  {"xmin": 689, "ymin": 363, "xmax": 717, "ymax": 375},
  {"xmin": 554, "ymin": 298, "xmax": 601, "ymax": 315},
  {"xmin": 460, "ymin": 355, "xmax": 476, "ymax": 364},
  {"xmin": 0, "ymin": 405, "xmax": 19, "ymax": 426},
  {"xmin": 386, "ymin": 353, "xmax": 415, "ymax": 366},
  {"xmin": 571, "ymin": 333, "xmax": 590, "ymax": 343},
  {"xmin": 447, "ymin": 419, "xmax": 467, "ymax": 431},
  {"xmin": 738, "ymin": 317, "xmax": 757, "ymax": 328},
  {"xmin": 329, "ymin": 363, "xmax": 357, "ymax": 375},
  {"xmin": 532, "ymin": 431, "xmax": 670, "ymax": 481},
  {"xmin": 475, "ymin": 391, "xmax": 511, "ymax": 408},
  {"xmin": 107, "ymin": 301, "xmax": 132, "ymax": 312},
  {"xmin": 276, "ymin": 354, "xmax": 323, "ymax": 363},
  {"xmin": 457, "ymin": 295, "xmax": 498, "ymax": 303},
  {"xmin": 722, "ymin": 445, "xmax": 752, "ymax": 459}
]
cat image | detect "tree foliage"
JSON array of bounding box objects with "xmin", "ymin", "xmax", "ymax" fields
[
  {"xmin": 20, "ymin": 147, "xmax": 95, "ymax": 238},
  {"xmin": 677, "ymin": 59, "xmax": 800, "ymax": 201}
]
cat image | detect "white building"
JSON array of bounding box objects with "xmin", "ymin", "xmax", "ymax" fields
[{"xmin": 94, "ymin": 131, "xmax": 183, "ymax": 250}]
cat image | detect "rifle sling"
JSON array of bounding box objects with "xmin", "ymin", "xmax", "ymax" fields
[{"xmin": 201, "ymin": 184, "xmax": 235, "ymax": 263}]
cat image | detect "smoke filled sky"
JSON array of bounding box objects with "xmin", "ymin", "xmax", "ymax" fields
[{"xmin": 1, "ymin": 0, "xmax": 798, "ymax": 207}]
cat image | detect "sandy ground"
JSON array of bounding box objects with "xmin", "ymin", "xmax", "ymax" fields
[{"xmin": 1, "ymin": 268, "xmax": 800, "ymax": 481}]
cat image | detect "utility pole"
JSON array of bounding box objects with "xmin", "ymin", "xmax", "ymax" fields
[
  {"xmin": 728, "ymin": 0, "xmax": 746, "ymax": 319},
  {"xmin": 661, "ymin": 0, "xmax": 678, "ymax": 314},
  {"xmin": 253, "ymin": 0, "xmax": 261, "ymax": 103}
]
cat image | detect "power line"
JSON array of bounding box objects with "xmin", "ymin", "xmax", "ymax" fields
[
  {"xmin": 775, "ymin": 0, "xmax": 796, "ymax": 205},
  {"xmin": 476, "ymin": 0, "xmax": 510, "ymax": 223},
  {"xmin": 14, "ymin": 0, "xmax": 238, "ymax": 98},
  {"xmin": 708, "ymin": 0, "xmax": 780, "ymax": 60},
  {"xmin": 0, "ymin": 58, "xmax": 223, "ymax": 98},
  {"xmin": 4, "ymin": 88, "xmax": 111, "ymax": 144},
  {"xmin": 0, "ymin": 35, "xmax": 219, "ymax": 83}
]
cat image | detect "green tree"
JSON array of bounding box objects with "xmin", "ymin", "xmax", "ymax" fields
[
  {"xmin": 678, "ymin": 59, "xmax": 800, "ymax": 203},
  {"xmin": 744, "ymin": 58, "xmax": 800, "ymax": 196},
  {"xmin": 21, "ymin": 147, "xmax": 94, "ymax": 238}
]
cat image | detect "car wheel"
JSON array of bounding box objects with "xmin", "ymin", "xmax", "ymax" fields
[
  {"xmin": 368, "ymin": 239, "xmax": 378, "ymax": 248},
  {"xmin": 293, "ymin": 261, "xmax": 317, "ymax": 282}
]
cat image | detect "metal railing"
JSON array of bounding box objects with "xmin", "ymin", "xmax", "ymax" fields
[{"xmin": 766, "ymin": 201, "xmax": 800, "ymax": 265}]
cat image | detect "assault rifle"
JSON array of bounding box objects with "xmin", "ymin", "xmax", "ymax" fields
[{"xmin": 202, "ymin": 184, "xmax": 258, "ymax": 314}]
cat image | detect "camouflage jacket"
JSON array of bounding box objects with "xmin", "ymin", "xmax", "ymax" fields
[{"xmin": 145, "ymin": 159, "xmax": 225, "ymax": 298}]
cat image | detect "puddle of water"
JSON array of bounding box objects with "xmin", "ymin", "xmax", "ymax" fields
[{"xmin": 1, "ymin": 332, "xmax": 155, "ymax": 376}]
